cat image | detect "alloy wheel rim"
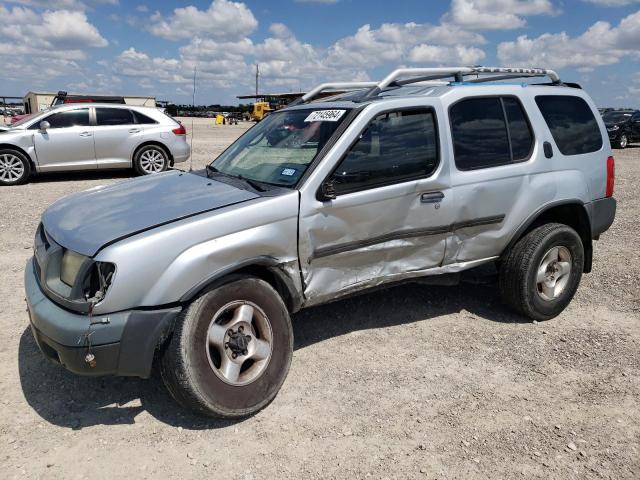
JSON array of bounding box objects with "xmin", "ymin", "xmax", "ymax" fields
[
  {"xmin": 205, "ymin": 300, "xmax": 273, "ymax": 386},
  {"xmin": 139, "ymin": 149, "xmax": 166, "ymax": 173},
  {"xmin": 0, "ymin": 154, "xmax": 24, "ymax": 182},
  {"xmin": 536, "ymin": 246, "xmax": 572, "ymax": 301}
]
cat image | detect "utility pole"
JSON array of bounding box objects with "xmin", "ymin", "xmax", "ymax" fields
[{"xmin": 255, "ymin": 64, "xmax": 259, "ymax": 97}]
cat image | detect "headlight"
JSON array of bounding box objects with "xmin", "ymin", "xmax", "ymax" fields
[{"xmin": 61, "ymin": 250, "xmax": 87, "ymax": 286}]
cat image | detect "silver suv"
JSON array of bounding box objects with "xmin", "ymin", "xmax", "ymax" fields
[
  {"xmin": 0, "ymin": 103, "xmax": 190, "ymax": 185},
  {"xmin": 25, "ymin": 67, "xmax": 616, "ymax": 418}
]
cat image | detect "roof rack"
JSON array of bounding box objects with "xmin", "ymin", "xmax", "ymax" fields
[
  {"xmin": 289, "ymin": 82, "xmax": 378, "ymax": 106},
  {"xmin": 297, "ymin": 66, "xmax": 562, "ymax": 104}
]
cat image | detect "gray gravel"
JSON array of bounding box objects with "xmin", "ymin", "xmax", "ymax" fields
[{"xmin": 0, "ymin": 119, "xmax": 638, "ymax": 479}]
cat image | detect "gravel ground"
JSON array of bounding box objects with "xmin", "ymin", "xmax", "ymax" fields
[{"xmin": 0, "ymin": 118, "xmax": 638, "ymax": 479}]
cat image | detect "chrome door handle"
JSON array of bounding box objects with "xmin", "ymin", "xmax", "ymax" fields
[
  {"xmin": 79, "ymin": 132, "xmax": 92, "ymax": 137},
  {"xmin": 129, "ymin": 128, "xmax": 141, "ymax": 134},
  {"xmin": 421, "ymin": 191, "xmax": 444, "ymax": 203}
]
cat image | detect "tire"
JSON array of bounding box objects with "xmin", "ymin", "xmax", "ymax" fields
[
  {"xmin": 615, "ymin": 134, "xmax": 628, "ymax": 149},
  {"xmin": 499, "ymin": 223, "xmax": 584, "ymax": 321},
  {"xmin": 0, "ymin": 149, "xmax": 30, "ymax": 186},
  {"xmin": 133, "ymin": 145, "xmax": 169, "ymax": 175},
  {"xmin": 160, "ymin": 277, "xmax": 293, "ymax": 418}
]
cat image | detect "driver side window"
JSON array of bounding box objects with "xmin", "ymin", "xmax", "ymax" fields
[
  {"xmin": 331, "ymin": 109, "xmax": 438, "ymax": 195},
  {"xmin": 30, "ymin": 109, "xmax": 90, "ymax": 129}
]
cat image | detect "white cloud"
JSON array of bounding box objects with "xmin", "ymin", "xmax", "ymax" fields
[
  {"xmin": 0, "ymin": 6, "xmax": 108, "ymax": 64},
  {"xmin": 445, "ymin": 0, "xmax": 556, "ymax": 30},
  {"xmin": 149, "ymin": 0, "xmax": 258, "ymax": 41},
  {"xmin": 408, "ymin": 44, "xmax": 486, "ymax": 65},
  {"xmin": 497, "ymin": 10, "xmax": 640, "ymax": 68},
  {"xmin": 325, "ymin": 22, "xmax": 485, "ymax": 69}
]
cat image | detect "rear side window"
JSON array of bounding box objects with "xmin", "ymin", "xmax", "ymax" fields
[
  {"xmin": 331, "ymin": 109, "xmax": 438, "ymax": 194},
  {"xmin": 132, "ymin": 110, "xmax": 158, "ymax": 124},
  {"xmin": 450, "ymin": 96, "xmax": 533, "ymax": 170},
  {"xmin": 535, "ymin": 96, "xmax": 602, "ymax": 155},
  {"xmin": 39, "ymin": 109, "xmax": 91, "ymax": 129},
  {"xmin": 96, "ymin": 108, "xmax": 134, "ymax": 126}
]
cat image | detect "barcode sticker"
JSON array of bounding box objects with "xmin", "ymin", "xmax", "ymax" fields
[{"xmin": 304, "ymin": 110, "xmax": 346, "ymax": 122}]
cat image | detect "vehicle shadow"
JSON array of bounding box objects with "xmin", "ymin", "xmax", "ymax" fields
[{"xmin": 18, "ymin": 281, "xmax": 522, "ymax": 430}]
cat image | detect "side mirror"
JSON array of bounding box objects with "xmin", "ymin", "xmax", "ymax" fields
[
  {"xmin": 39, "ymin": 121, "xmax": 50, "ymax": 131},
  {"xmin": 319, "ymin": 180, "xmax": 337, "ymax": 201}
]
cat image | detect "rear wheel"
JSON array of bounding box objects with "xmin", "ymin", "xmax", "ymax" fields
[
  {"xmin": 133, "ymin": 145, "xmax": 168, "ymax": 175},
  {"xmin": 160, "ymin": 277, "xmax": 293, "ymax": 418},
  {"xmin": 0, "ymin": 149, "xmax": 30, "ymax": 186},
  {"xmin": 499, "ymin": 223, "xmax": 584, "ymax": 321}
]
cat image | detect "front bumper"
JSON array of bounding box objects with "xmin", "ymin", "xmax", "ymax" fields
[{"xmin": 25, "ymin": 258, "xmax": 181, "ymax": 377}]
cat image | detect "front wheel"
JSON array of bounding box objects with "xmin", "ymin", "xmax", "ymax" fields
[
  {"xmin": 160, "ymin": 277, "xmax": 293, "ymax": 418},
  {"xmin": 499, "ymin": 223, "xmax": 584, "ymax": 321},
  {"xmin": 0, "ymin": 149, "xmax": 31, "ymax": 186},
  {"xmin": 133, "ymin": 145, "xmax": 169, "ymax": 175}
]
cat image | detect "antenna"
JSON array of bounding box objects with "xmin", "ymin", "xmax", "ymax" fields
[
  {"xmin": 189, "ymin": 66, "xmax": 196, "ymax": 172},
  {"xmin": 255, "ymin": 63, "xmax": 259, "ymax": 97}
]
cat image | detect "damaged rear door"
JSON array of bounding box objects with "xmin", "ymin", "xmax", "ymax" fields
[{"xmin": 298, "ymin": 105, "xmax": 454, "ymax": 303}]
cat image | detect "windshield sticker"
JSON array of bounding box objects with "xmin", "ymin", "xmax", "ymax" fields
[
  {"xmin": 304, "ymin": 110, "xmax": 346, "ymax": 122},
  {"xmin": 281, "ymin": 168, "xmax": 297, "ymax": 176}
]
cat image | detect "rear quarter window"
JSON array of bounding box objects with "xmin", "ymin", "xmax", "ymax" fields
[{"xmin": 535, "ymin": 95, "xmax": 602, "ymax": 155}]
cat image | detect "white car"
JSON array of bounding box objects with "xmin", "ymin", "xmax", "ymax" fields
[{"xmin": 0, "ymin": 104, "xmax": 190, "ymax": 186}]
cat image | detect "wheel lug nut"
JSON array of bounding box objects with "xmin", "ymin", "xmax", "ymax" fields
[
  {"xmin": 238, "ymin": 326, "xmax": 244, "ymax": 332},
  {"xmin": 224, "ymin": 342, "xmax": 229, "ymax": 349},
  {"xmin": 232, "ymin": 353, "xmax": 237, "ymax": 359}
]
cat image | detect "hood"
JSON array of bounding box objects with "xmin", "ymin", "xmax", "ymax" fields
[{"xmin": 42, "ymin": 170, "xmax": 260, "ymax": 256}]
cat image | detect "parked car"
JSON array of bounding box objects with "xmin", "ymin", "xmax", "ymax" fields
[
  {"xmin": 602, "ymin": 109, "xmax": 640, "ymax": 149},
  {"xmin": 0, "ymin": 103, "xmax": 190, "ymax": 185},
  {"xmin": 25, "ymin": 66, "xmax": 615, "ymax": 418}
]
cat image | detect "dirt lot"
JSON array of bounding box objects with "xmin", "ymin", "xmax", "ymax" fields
[{"xmin": 0, "ymin": 118, "xmax": 638, "ymax": 479}]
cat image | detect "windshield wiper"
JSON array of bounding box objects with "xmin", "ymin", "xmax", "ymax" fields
[{"xmin": 206, "ymin": 165, "xmax": 269, "ymax": 192}]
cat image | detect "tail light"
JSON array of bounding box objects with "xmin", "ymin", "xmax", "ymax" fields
[
  {"xmin": 606, "ymin": 156, "xmax": 615, "ymax": 198},
  {"xmin": 172, "ymin": 124, "xmax": 186, "ymax": 135}
]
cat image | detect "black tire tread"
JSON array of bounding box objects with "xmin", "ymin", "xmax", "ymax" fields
[
  {"xmin": 160, "ymin": 277, "xmax": 292, "ymax": 418},
  {"xmin": 499, "ymin": 223, "xmax": 582, "ymax": 321}
]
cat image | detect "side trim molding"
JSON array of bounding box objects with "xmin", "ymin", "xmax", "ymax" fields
[{"xmin": 312, "ymin": 214, "xmax": 505, "ymax": 260}]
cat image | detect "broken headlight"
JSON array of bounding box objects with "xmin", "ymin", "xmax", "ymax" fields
[{"xmin": 61, "ymin": 250, "xmax": 87, "ymax": 286}]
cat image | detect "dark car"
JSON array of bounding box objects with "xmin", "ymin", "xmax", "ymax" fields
[{"xmin": 603, "ymin": 109, "xmax": 640, "ymax": 149}]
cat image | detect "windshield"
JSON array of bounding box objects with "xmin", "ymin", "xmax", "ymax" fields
[
  {"xmin": 10, "ymin": 112, "xmax": 40, "ymax": 128},
  {"xmin": 602, "ymin": 111, "xmax": 633, "ymax": 123},
  {"xmin": 210, "ymin": 108, "xmax": 350, "ymax": 187}
]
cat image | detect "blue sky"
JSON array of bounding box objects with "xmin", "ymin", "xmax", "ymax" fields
[{"xmin": 0, "ymin": 0, "xmax": 639, "ymax": 107}]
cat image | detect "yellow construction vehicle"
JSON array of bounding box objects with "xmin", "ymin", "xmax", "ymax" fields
[{"xmin": 250, "ymin": 101, "xmax": 273, "ymax": 122}]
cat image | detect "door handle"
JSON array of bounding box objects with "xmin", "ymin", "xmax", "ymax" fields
[
  {"xmin": 79, "ymin": 131, "xmax": 92, "ymax": 137},
  {"xmin": 129, "ymin": 128, "xmax": 141, "ymax": 134},
  {"xmin": 421, "ymin": 191, "xmax": 444, "ymax": 204}
]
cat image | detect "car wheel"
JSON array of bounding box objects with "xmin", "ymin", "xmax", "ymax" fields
[
  {"xmin": 134, "ymin": 145, "xmax": 169, "ymax": 175},
  {"xmin": 616, "ymin": 134, "xmax": 628, "ymax": 149},
  {"xmin": 160, "ymin": 277, "xmax": 293, "ymax": 418},
  {"xmin": 499, "ymin": 223, "xmax": 584, "ymax": 321},
  {"xmin": 0, "ymin": 149, "xmax": 31, "ymax": 186}
]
